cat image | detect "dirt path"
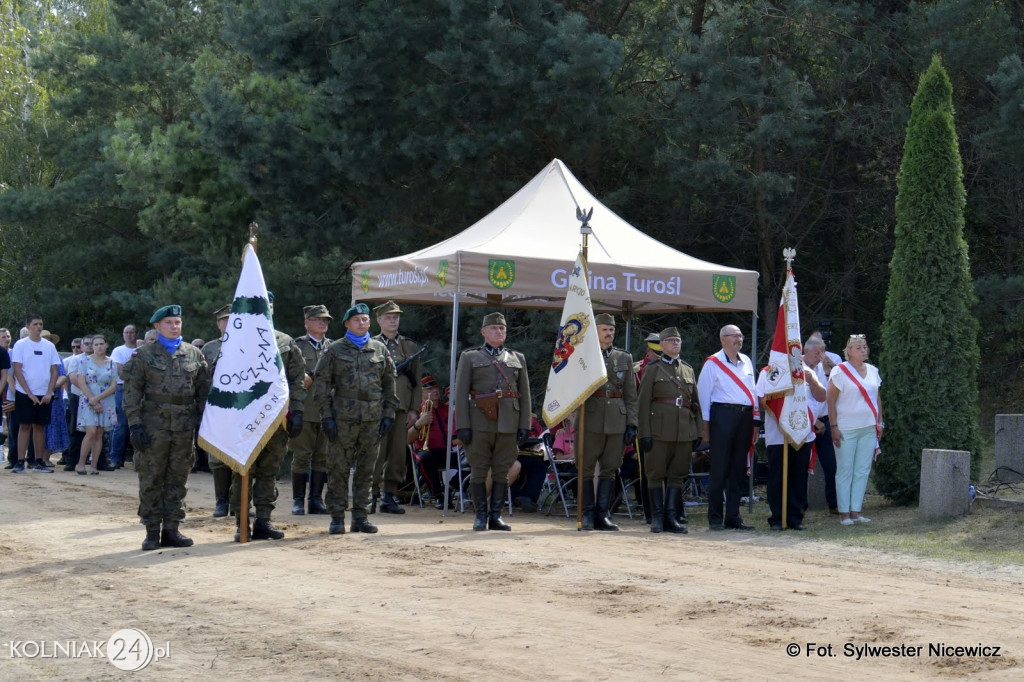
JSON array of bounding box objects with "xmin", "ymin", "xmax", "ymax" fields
[{"xmin": 1, "ymin": 466, "xmax": 1021, "ymax": 680}]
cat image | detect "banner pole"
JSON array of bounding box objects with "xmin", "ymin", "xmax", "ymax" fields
[{"xmin": 781, "ymin": 441, "xmax": 789, "ymax": 529}]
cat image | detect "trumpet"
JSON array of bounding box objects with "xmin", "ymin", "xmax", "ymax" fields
[{"xmin": 419, "ymin": 397, "xmax": 434, "ymax": 443}]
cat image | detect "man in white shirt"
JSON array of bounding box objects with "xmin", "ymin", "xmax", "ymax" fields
[
  {"xmin": 109, "ymin": 324, "xmax": 139, "ymax": 468},
  {"xmin": 10, "ymin": 315, "xmax": 60, "ymax": 473},
  {"xmin": 697, "ymin": 324, "xmax": 759, "ymax": 531}
]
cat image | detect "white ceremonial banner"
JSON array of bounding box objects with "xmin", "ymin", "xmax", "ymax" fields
[
  {"xmin": 198, "ymin": 244, "xmax": 289, "ymax": 474},
  {"xmin": 541, "ymin": 253, "xmax": 608, "ymax": 427},
  {"xmin": 763, "ymin": 265, "xmax": 813, "ymax": 446}
]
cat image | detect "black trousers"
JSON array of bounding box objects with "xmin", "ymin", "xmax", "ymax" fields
[
  {"xmin": 814, "ymin": 417, "xmax": 838, "ymax": 510},
  {"xmin": 766, "ymin": 442, "xmax": 811, "ymax": 527},
  {"xmin": 707, "ymin": 403, "xmax": 753, "ymax": 526}
]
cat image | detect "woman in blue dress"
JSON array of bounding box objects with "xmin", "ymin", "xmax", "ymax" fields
[{"xmin": 71, "ymin": 335, "xmax": 118, "ymax": 475}]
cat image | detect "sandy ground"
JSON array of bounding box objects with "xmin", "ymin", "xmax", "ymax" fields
[{"xmin": 1, "ymin": 463, "xmax": 1022, "ymax": 681}]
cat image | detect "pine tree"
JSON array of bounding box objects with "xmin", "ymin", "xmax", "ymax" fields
[{"xmin": 876, "ymin": 55, "xmax": 981, "ymax": 504}]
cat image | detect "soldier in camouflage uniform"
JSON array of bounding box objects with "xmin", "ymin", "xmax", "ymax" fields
[
  {"xmin": 290, "ymin": 304, "xmax": 333, "ymax": 515},
  {"xmin": 453, "ymin": 312, "xmax": 531, "ymax": 531},
  {"xmin": 314, "ymin": 302, "xmax": 398, "ymax": 535},
  {"xmin": 229, "ymin": 294, "xmax": 307, "ymax": 541},
  {"xmin": 580, "ymin": 313, "xmax": 638, "ymax": 532},
  {"xmin": 124, "ymin": 305, "xmax": 211, "ymax": 551},
  {"xmin": 370, "ymin": 300, "xmax": 422, "ymax": 514},
  {"xmin": 201, "ymin": 304, "xmax": 232, "ymax": 518}
]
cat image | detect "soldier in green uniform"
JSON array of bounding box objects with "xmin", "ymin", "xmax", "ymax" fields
[
  {"xmin": 371, "ymin": 300, "xmax": 422, "ymax": 514},
  {"xmin": 230, "ymin": 293, "xmax": 307, "ymax": 542},
  {"xmin": 314, "ymin": 302, "xmax": 398, "ymax": 535},
  {"xmin": 637, "ymin": 327, "xmax": 702, "ymax": 534},
  {"xmin": 201, "ymin": 303, "xmax": 232, "ymax": 518},
  {"xmin": 123, "ymin": 305, "xmax": 211, "ymax": 551},
  {"xmin": 453, "ymin": 312, "xmax": 531, "ymax": 531},
  {"xmin": 290, "ymin": 304, "xmax": 333, "ymax": 516},
  {"xmin": 581, "ymin": 313, "xmax": 638, "ymax": 531}
]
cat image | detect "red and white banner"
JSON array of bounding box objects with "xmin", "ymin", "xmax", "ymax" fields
[{"xmin": 763, "ymin": 266, "xmax": 813, "ymax": 447}]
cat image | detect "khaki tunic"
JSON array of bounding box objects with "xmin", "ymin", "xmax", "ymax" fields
[
  {"xmin": 453, "ymin": 346, "xmax": 531, "ymax": 483},
  {"xmin": 372, "ymin": 333, "xmax": 422, "ymax": 491},
  {"xmin": 637, "ymin": 356, "xmax": 703, "ymax": 486},
  {"xmin": 582, "ymin": 347, "xmax": 638, "ymax": 480}
]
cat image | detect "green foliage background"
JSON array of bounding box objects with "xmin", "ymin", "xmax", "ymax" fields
[{"xmin": 2, "ymin": 1, "xmax": 1023, "ymax": 497}]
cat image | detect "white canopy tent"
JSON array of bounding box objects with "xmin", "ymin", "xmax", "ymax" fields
[
  {"xmin": 350, "ymin": 159, "xmax": 761, "ymax": 516},
  {"xmin": 352, "ymin": 159, "xmax": 758, "ymax": 315}
]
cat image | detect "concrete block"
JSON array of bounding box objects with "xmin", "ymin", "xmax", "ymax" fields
[
  {"xmin": 919, "ymin": 449, "xmax": 971, "ymax": 521},
  {"xmin": 994, "ymin": 415, "xmax": 1024, "ymax": 483},
  {"xmin": 806, "ymin": 464, "xmax": 829, "ymax": 510}
]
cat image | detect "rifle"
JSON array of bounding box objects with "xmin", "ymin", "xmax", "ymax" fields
[{"xmin": 395, "ymin": 345, "xmax": 429, "ymax": 381}]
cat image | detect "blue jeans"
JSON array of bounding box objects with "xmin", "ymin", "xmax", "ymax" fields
[{"xmin": 110, "ymin": 384, "xmax": 127, "ymax": 465}]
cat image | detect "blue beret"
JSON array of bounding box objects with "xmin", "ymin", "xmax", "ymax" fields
[
  {"xmin": 343, "ymin": 303, "xmax": 371, "ymax": 322},
  {"xmin": 150, "ymin": 304, "xmax": 182, "ymax": 323}
]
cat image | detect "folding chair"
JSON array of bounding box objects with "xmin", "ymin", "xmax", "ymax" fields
[
  {"xmin": 684, "ymin": 443, "xmax": 711, "ymax": 505},
  {"xmin": 540, "ymin": 432, "xmax": 577, "ymax": 518}
]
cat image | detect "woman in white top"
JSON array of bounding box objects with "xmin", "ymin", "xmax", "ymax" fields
[{"xmin": 826, "ymin": 334, "xmax": 883, "ymax": 525}]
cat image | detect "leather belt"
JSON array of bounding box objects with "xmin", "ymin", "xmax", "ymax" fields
[
  {"xmin": 653, "ymin": 396, "xmax": 692, "ymax": 408},
  {"xmin": 593, "ymin": 390, "xmax": 623, "ymax": 398},
  {"xmin": 147, "ymin": 393, "xmax": 191, "ymax": 406},
  {"xmin": 472, "ymin": 390, "xmax": 520, "ymax": 399},
  {"xmin": 712, "ymin": 402, "xmax": 751, "ymax": 412}
]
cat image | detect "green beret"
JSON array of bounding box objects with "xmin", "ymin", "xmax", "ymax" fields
[
  {"xmin": 595, "ymin": 313, "xmax": 615, "ymax": 326},
  {"xmin": 373, "ymin": 300, "xmax": 402, "ymax": 316},
  {"xmin": 266, "ymin": 290, "xmax": 274, "ymax": 303},
  {"xmin": 303, "ymin": 304, "xmax": 333, "ymax": 320},
  {"xmin": 213, "ymin": 304, "xmax": 231, "ymax": 321},
  {"xmin": 482, "ymin": 312, "xmax": 507, "ymax": 327},
  {"xmin": 659, "ymin": 327, "xmax": 681, "ymax": 342},
  {"xmin": 343, "ymin": 302, "xmax": 371, "ymax": 322},
  {"xmin": 150, "ymin": 304, "xmax": 182, "ymax": 323}
]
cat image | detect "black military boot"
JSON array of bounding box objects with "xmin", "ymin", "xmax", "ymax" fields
[
  {"xmin": 234, "ymin": 517, "xmax": 250, "ymax": 542},
  {"xmin": 379, "ymin": 491, "xmax": 406, "ymax": 514},
  {"xmin": 213, "ymin": 467, "xmax": 232, "ymax": 518},
  {"xmin": 160, "ymin": 523, "xmax": 194, "ymax": 547},
  {"xmin": 141, "ymin": 525, "xmax": 161, "ymax": 551},
  {"xmin": 350, "ymin": 516, "xmax": 378, "ymax": 533},
  {"xmin": 252, "ymin": 517, "xmax": 285, "ymax": 540},
  {"xmin": 328, "ymin": 514, "xmax": 346, "ymax": 535},
  {"xmin": 664, "ymin": 487, "xmax": 688, "ymax": 534},
  {"xmin": 649, "ymin": 485, "xmax": 665, "ymax": 533},
  {"xmin": 594, "ymin": 479, "xmax": 620, "ymax": 531},
  {"xmin": 291, "ymin": 472, "xmax": 308, "ymax": 515},
  {"xmin": 487, "ymin": 482, "xmax": 511, "ymax": 531},
  {"xmin": 581, "ymin": 481, "xmax": 595, "ymax": 531},
  {"xmin": 307, "ymin": 471, "xmax": 329, "ymax": 514},
  {"xmin": 471, "ymin": 482, "xmax": 489, "ymax": 531}
]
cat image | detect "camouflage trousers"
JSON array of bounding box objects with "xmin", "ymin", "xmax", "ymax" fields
[
  {"xmin": 231, "ymin": 429, "xmax": 288, "ymax": 518},
  {"xmin": 325, "ymin": 419, "xmax": 379, "ymax": 519},
  {"xmin": 290, "ymin": 419, "xmax": 329, "ymax": 474},
  {"xmin": 373, "ymin": 409, "xmax": 408, "ymax": 493},
  {"xmin": 135, "ymin": 428, "xmax": 194, "ymax": 526}
]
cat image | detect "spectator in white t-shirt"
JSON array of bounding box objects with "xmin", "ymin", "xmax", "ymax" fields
[
  {"xmin": 109, "ymin": 324, "xmax": 140, "ymax": 468},
  {"xmin": 10, "ymin": 315, "xmax": 61, "ymax": 473}
]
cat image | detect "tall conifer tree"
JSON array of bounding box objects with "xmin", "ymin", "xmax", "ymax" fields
[{"xmin": 877, "ymin": 55, "xmax": 981, "ymax": 503}]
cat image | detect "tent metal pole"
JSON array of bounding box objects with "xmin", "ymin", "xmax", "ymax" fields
[
  {"xmin": 443, "ymin": 291, "xmax": 461, "ymax": 517},
  {"xmin": 749, "ymin": 309, "xmax": 758, "ymax": 514}
]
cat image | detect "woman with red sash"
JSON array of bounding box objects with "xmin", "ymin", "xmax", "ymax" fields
[{"xmin": 826, "ymin": 334, "xmax": 883, "ymax": 526}]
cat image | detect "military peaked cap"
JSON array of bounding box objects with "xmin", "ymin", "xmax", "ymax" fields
[
  {"xmin": 373, "ymin": 300, "xmax": 402, "ymax": 316},
  {"xmin": 213, "ymin": 304, "xmax": 231, "ymax": 321},
  {"xmin": 595, "ymin": 313, "xmax": 616, "ymax": 326},
  {"xmin": 303, "ymin": 304, "xmax": 333, "ymax": 320},
  {"xmin": 482, "ymin": 312, "xmax": 506, "ymax": 327}
]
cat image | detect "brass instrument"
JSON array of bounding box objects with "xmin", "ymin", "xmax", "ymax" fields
[{"xmin": 419, "ymin": 397, "xmax": 434, "ymax": 443}]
